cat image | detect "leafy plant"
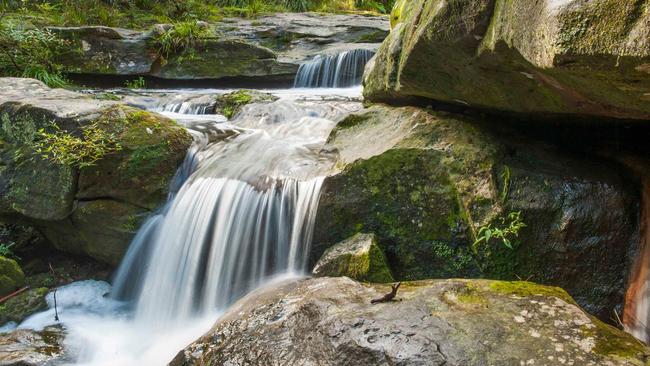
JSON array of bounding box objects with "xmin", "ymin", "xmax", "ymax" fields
[
  {"xmin": 124, "ymin": 76, "xmax": 146, "ymax": 89},
  {"xmin": 154, "ymin": 21, "xmax": 212, "ymax": 60},
  {"xmin": 0, "ymin": 242, "xmax": 18, "ymax": 260},
  {"xmin": 33, "ymin": 122, "xmax": 122, "ymax": 168},
  {"xmin": 473, "ymin": 211, "xmax": 527, "ymax": 251},
  {"xmin": 0, "ymin": 24, "xmax": 70, "ymax": 87}
]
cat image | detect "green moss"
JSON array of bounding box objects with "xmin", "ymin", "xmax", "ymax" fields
[
  {"xmin": 0, "ymin": 287, "xmax": 48, "ymax": 324},
  {"xmin": 584, "ymin": 317, "xmax": 649, "ymax": 359},
  {"xmin": 216, "ymin": 90, "xmax": 254, "ymax": 119},
  {"xmin": 455, "ymin": 284, "xmax": 487, "ymax": 305},
  {"xmin": 488, "ymin": 281, "xmax": 575, "ymax": 304},
  {"xmin": 0, "ymin": 255, "xmax": 25, "ymax": 296}
]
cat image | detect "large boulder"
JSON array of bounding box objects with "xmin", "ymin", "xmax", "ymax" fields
[
  {"xmin": 364, "ymin": 0, "xmax": 650, "ymax": 120},
  {"xmin": 0, "ymin": 78, "xmax": 192, "ymax": 265},
  {"xmin": 312, "ymin": 233, "xmax": 394, "ymax": 283},
  {"xmin": 51, "ymin": 13, "xmax": 389, "ymax": 84},
  {"xmin": 313, "ymin": 104, "xmax": 639, "ymax": 319},
  {"xmin": 172, "ymin": 277, "xmax": 650, "ymax": 366}
]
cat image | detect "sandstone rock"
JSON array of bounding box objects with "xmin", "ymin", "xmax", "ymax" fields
[
  {"xmin": 364, "ymin": 0, "xmax": 650, "ymax": 120},
  {"xmin": 314, "ymin": 104, "xmax": 638, "ymax": 319},
  {"xmin": 0, "ymin": 78, "xmax": 192, "ymax": 265},
  {"xmin": 172, "ymin": 277, "xmax": 650, "ymax": 366},
  {"xmin": 312, "ymin": 233, "xmax": 394, "ymax": 283}
]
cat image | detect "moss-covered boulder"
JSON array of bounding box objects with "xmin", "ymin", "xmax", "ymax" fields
[
  {"xmin": 312, "ymin": 233, "xmax": 394, "ymax": 283},
  {"xmin": 173, "ymin": 277, "xmax": 650, "ymax": 366},
  {"xmin": 0, "ymin": 287, "xmax": 48, "ymax": 324},
  {"xmin": 0, "ymin": 78, "xmax": 192, "ymax": 265},
  {"xmin": 314, "ymin": 104, "xmax": 638, "ymax": 319},
  {"xmin": 214, "ymin": 90, "xmax": 279, "ymax": 119},
  {"xmin": 364, "ymin": 0, "xmax": 650, "ymax": 120},
  {"xmin": 0, "ymin": 256, "xmax": 24, "ymax": 297},
  {"xmin": 155, "ymin": 40, "xmax": 297, "ymax": 81}
]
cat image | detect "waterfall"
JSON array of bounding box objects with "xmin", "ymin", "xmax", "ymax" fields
[
  {"xmin": 625, "ymin": 183, "xmax": 650, "ymax": 342},
  {"xmin": 293, "ymin": 49, "xmax": 374, "ymax": 88}
]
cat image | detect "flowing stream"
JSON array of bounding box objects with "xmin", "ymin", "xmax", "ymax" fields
[
  {"xmin": 4, "ymin": 52, "xmax": 373, "ymax": 365},
  {"xmin": 12, "ymin": 87, "xmax": 362, "ymax": 366}
]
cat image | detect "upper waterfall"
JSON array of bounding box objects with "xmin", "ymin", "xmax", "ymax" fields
[{"xmin": 293, "ymin": 49, "xmax": 374, "ymax": 88}]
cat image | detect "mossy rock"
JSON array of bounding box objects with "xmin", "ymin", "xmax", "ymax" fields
[
  {"xmin": 214, "ymin": 90, "xmax": 279, "ymax": 119},
  {"xmin": 154, "ymin": 39, "xmax": 297, "ymax": 80},
  {"xmin": 76, "ymin": 105, "xmax": 192, "ymax": 210},
  {"xmin": 0, "ymin": 287, "xmax": 48, "ymax": 324},
  {"xmin": 312, "ymin": 233, "xmax": 394, "ymax": 283},
  {"xmin": 364, "ymin": 0, "xmax": 650, "ymax": 120},
  {"xmin": 0, "ymin": 256, "xmax": 25, "ymax": 297},
  {"xmin": 314, "ymin": 104, "xmax": 639, "ymax": 320}
]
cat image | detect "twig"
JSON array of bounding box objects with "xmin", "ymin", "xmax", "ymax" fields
[
  {"xmin": 49, "ymin": 263, "xmax": 59, "ymax": 322},
  {"xmin": 371, "ymin": 282, "xmax": 401, "ymax": 304},
  {"xmin": 0, "ymin": 286, "xmax": 29, "ymax": 304}
]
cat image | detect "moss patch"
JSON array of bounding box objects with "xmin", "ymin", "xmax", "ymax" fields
[
  {"xmin": 488, "ymin": 281, "xmax": 575, "ymax": 304},
  {"xmin": 0, "ymin": 255, "xmax": 25, "ymax": 296}
]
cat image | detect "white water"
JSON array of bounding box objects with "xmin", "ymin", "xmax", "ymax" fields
[
  {"xmin": 294, "ymin": 49, "xmax": 374, "ymax": 88},
  {"xmin": 11, "ymin": 87, "xmax": 361, "ymax": 365}
]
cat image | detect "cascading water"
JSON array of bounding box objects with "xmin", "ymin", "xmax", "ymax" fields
[
  {"xmin": 293, "ymin": 49, "xmax": 374, "ymax": 88},
  {"xmin": 625, "ymin": 183, "xmax": 650, "ymax": 343},
  {"xmin": 11, "ymin": 88, "xmax": 362, "ymax": 366}
]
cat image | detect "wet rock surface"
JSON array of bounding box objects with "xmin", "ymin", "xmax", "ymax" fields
[
  {"xmin": 171, "ymin": 277, "xmax": 650, "ymax": 366},
  {"xmin": 0, "ymin": 326, "xmax": 66, "ymax": 366}
]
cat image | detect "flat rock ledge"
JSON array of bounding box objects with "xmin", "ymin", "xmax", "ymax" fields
[{"xmin": 171, "ymin": 277, "xmax": 650, "ymax": 366}]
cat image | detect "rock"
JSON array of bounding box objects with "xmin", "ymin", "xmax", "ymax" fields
[
  {"xmin": 172, "ymin": 277, "xmax": 650, "ymax": 366},
  {"xmin": 213, "ymin": 90, "xmax": 279, "ymax": 119},
  {"xmin": 0, "ymin": 326, "xmax": 65, "ymax": 366},
  {"xmin": 364, "ymin": 0, "xmax": 650, "ymax": 120},
  {"xmin": 313, "ymin": 104, "xmax": 638, "ymax": 319},
  {"xmin": 0, "ymin": 288, "xmax": 48, "ymax": 324},
  {"xmin": 0, "ymin": 257, "xmax": 24, "ymax": 297},
  {"xmin": 50, "ymin": 26, "xmax": 156, "ymax": 75},
  {"xmin": 154, "ymin": 40, "xmax": 297, "ymax": 81},
  {"xmin": 0, "ymin": 78, "xmax": 192, "ymax": 265},
  {"xmin": 312, "ymin": 233, "xmax": 394, "ymax": 283},
  {"xmin": 51, "ymin": 14, "xmax": 389, "ymax": 84}
]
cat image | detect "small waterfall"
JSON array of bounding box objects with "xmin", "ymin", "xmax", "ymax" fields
[
  {"xmin": 294, "ymin": 49, "xmax": 374, "ymax": 88},
  {"xmin": 625, "ymin": 183, "xmax": 650, "ymax": 342}
]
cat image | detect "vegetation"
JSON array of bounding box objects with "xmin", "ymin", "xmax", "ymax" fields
[
  {"xmin": 154, "ymin": 21, "xmax": 213, "ymax": 63},
  {"xmin": 0, "ymin": 242, "xmax": 18, "ymax": 260},
  {"xmin": 1, "ymin": 1, "xmax": 396, "ymax": 29},
  {"xmin": 124, "ymin": 76, "xmax": 146, "ymax": 89},
  {"xmin": 33, "ymin": 122, "xmax": 122, "ymax": 168},
  {"xmin": 473, "ymin": 211, "xmax": 527, "ymax": 251},
  {"xmin": 0, "ymin": 22, "xmax": 69, "ymax": 87}
]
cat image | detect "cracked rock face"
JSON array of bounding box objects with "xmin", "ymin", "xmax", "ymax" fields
[
  {"xmin": 171, "ymin": 277, "xmax": 649, "ymax": 366},
  {"xmin": 0, "ymin": 78, "xmax": 192, "ymax": 265}
]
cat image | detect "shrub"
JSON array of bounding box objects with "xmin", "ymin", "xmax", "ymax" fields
[
  {"xmin": 473, "ymin": 211, "xmax": 527, "ymax": 251},
  {"xmin": 0, "ymin": 23, "xmax": 69, "ymax": 87},
  {"xmin": 124, "ymin": 76, "xmax": 146, "ymax": 89},
  {"xmin": 154, "ymin": 21, "xmax": 212, "ymax": 60}
]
